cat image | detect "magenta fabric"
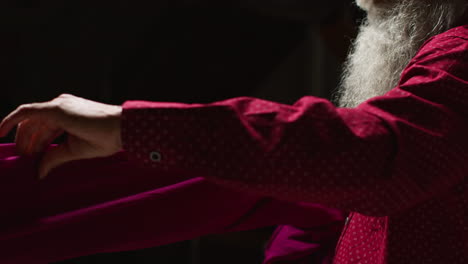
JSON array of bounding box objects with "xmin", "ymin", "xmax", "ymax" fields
[
  {"xmin": 121, "ymin": 26, "xmax": 468, "ymax": 263},
  {"xmin": 264, "ymin": 225, "xmax": 338, "ymax": 264},
  {"xmin": 0, "ymin": 143, "xmax": 344, "ymax": 263}
]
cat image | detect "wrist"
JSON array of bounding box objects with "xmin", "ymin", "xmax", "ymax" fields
[{"xmin": 111, "ymin": 105, "xmax": 123, "ymax": 151}]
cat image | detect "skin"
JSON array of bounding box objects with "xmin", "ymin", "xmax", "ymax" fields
[
  {"xmin": 356, "ymin": 0, "xmax": 395, "ymax": 9},
  {"xmin": 356, "ymin": 0, "xmax": 398, "ymax": 14},
  {"xmin": 0, "ymin": 94, "xmax": 122, "ymax": 179},
  {"xmin": 356, "ymin": 0, "xmax": 377, "ymax": 10}
]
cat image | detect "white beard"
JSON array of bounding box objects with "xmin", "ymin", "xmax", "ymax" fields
[{"xmin": 335, "ymin": 0, "xmax": 468, "ymax": 108}]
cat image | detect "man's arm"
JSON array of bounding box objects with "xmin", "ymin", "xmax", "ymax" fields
[
  {"xmin": 1, "ymin": 28, "xmax": 467, "ymax": 219},
  {"xmin": 121, "ymin": 34, "xmax": 468, "ymax": 217}
]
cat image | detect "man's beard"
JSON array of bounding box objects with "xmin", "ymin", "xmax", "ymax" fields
[{"xmin": 335, "ymin": 0, "xmax": 468, "ymax": 108}]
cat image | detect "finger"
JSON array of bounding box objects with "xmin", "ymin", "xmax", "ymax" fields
[
  {"xmin": 14, "ymin": 120, "xmax": 35, "ymax": 156},
  {"xmin": 29, "ymin": 127, "xmax": 64, "ymax": 154},
  {"xmin": 39, "ymin": 133, "xmax": 99, "ymax": 180},
  {"xmin": 0, "ymin": 104, "xmax": 42, "ymax": 137},
  {"xmin": 14, "ymin": 119, "xmax": 53, "ymax": 156},
  {"xmin": 38, "ymin": 141, "xmax": 76, "ymax": 180}
]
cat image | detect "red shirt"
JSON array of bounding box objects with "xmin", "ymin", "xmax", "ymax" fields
[
  {"xmin": 122, "ymin": 25, "xmax": 468, "ymax": 263},
  {"xmin": 0, "ymin": 143, "xmax": 343, "ymax": 264}
]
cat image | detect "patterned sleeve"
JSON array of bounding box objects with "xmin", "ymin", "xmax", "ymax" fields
[{"xmin": 121, "ymin": 34, "xmax": 468, "ymax": 217}]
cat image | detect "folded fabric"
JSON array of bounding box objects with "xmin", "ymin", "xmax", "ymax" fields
[{"xmin": 0, "ymin": 143, "xmax": 344, "ymax": 264}]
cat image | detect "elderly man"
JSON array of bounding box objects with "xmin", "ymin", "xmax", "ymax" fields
[{"xmin": 1, "ymin": 0, "xmax": 468, "ymax": 263}]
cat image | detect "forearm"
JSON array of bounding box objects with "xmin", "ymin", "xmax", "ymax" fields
[
  {"xmin": 121, "ymin": 97, "xmax": 396, "ymax": 215},
  {"xmin": 121, "ymin": 85, "xmax": 468, "ymax": 217}
]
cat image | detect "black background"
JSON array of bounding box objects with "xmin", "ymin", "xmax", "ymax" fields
[{"xmin": 0, "ymin": 1, "xmax": 363, "ymax": 263}]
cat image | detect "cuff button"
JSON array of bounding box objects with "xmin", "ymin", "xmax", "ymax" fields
[{"xmin": 150, "ymin": 151, "xmax": 162, "ymax": 162}]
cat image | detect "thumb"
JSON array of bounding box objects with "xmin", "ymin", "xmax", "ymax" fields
[{"xmin": 38, "ymin": 143, "xmax": 77, "ymax": 180}]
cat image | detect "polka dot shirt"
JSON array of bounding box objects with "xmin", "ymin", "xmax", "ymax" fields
[{"xmin": 121, "ymin": 25, "xmax": 468, "ymax": 263}]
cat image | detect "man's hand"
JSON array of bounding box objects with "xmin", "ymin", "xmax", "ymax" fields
[{"xmin": 0, "ymin": 94, "xmax": 122, "ymax": 180}]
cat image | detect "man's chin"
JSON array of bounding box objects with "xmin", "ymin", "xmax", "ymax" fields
[
  {"xmin": 356, "ymin": 0, "xmax": 373, "ymax": 11},
  {"xmin": 356, "ymin": 0, "xmax": 395, "ymax": 12}
]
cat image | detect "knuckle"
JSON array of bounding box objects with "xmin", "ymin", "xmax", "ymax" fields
[
  {"xmin": 58, "ymin": 93, "xmax": 72, "ymax": 98},
  {"xmin": 17, "ymin": 104, "xmax": 31, "ymax": 112},
  {"xmin": 51, "ymin": 97, "xmax": 67, "ymax": 109},
  {"xmin": 54, "ymin": 94, "xmax": 73, "ymax": 106},
  {"xmin": 18, "ymin": 103, "xmax": 44, "ymax": 113},
  {"xmin": 18, "ymin": 104, "xmax": 29, "ymax": 109}
]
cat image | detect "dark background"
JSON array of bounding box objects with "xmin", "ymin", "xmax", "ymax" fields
[{"xmin": 0, "ymin": 1, "xmax": 363, "ymax": 263}]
